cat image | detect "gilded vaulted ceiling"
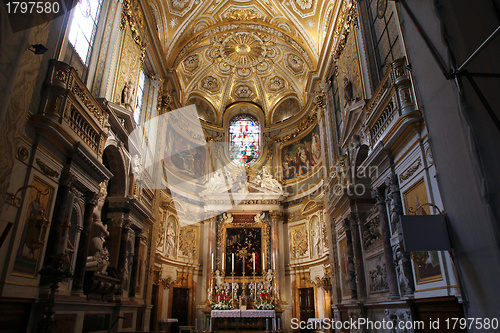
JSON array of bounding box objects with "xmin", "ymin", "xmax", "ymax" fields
[{"xmin": 145, "ymin": 0, "xmax": 345, "ymax": 126}]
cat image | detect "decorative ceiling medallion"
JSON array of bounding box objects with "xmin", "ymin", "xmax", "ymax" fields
[
  {"xmin": 220, "ymin": 32, "xmax": 266, "ymax": 69},
  {"xmin": 286, "ymin": 54, "xmax": 305, "ymax": 74},
  {"xmin": 166, "ymin": 0, "xmax": 197, "ymax": 17},
  {"xmin": 183, "ymin": 54, "xmax": 199, "ymax": 72},
  {"xmin": 268, "ymin": 76, "xmax": 285, "ymax": 92},
  {"xmin": 234, "ymin": 85, "xmax": 254, "ymax": 99},
  {"xmin": 172, "ymin": 0, "xmax": 189, "ymax": 9},
  {"xmin": 296, "ymin": 0, "xmax": 313, "ymax": 10},
  {"xmin": 201, "ymin": 76, "xmax": 220, "ymax": 93}
]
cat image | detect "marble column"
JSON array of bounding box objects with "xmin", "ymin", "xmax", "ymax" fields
[
  {"xmin": 342, "ymin": 218, "xmax": 357, "ymax": 299},
  {"xmin": 44, "ymin": 170, "xmax": 76, "ymax": 262},
  {"xmin": 107, "ymin": 215, "xmax": 125, "ymax": 268},
  {"xmin": 119, "ymin": 223, "xmax": 133, "ymax": 293},
  {"xmin": 269, "ymin": 211, "xmax": 284, "ymax": 302},
  {"xmin": 372, "ymin": 187, "xmax": 399, "ymax": 298},
  {"xmin": 349, "ymin": 212, "xmax": 367, "ymax": 299},
  {"xmin": 386, "ymin": 174, "xmax": 415, "ymax": 296},
  {"xmin": 72, "ymin": 191, "xmax": 98, "ymax": 293},
  {"xmin": 129, "ymin": 228, "xmax": 142, "ymax": 299},
  {"xmin": 204, "ymin": 216, "xmax": 217, "ymax": 302}
]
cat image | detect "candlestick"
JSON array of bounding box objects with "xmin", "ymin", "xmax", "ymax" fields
[
  {"xmin": 252, "ymin": 252, "xmax": 255, "ymax": 272},
  {"xmin": 232, "ymin": 253, "xmax": 235, "ymax": 272},
  {"xmin": 252, "ymin": 271, "xmax": 256, "ymax": 300}
]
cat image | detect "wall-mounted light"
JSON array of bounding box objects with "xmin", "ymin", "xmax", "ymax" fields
[{"xmin": 28, "ymin": 44, "xmax": 48, "ymax": 55}]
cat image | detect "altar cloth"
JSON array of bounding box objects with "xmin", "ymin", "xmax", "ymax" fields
[{"xmin": 211, "ymin": 310, "xmax": 275, "ymax": 318}]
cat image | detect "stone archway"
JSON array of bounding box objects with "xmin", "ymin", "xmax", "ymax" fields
[{"xmin": 102, "ymin": 145, "xmax": 127, "ymax": 197}]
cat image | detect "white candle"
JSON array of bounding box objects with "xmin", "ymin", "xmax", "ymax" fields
[
  {"xmin": 222, "ymin": 252, "xmax": 225, "ymax": 270},
  {"xmin": 252, "ymin": 252, "xmax": 255, "ymax": 271},
  {"xmin": 262, "ymin": 252, "xmax": 265, "ymax": 271},
  {"xmin": 273, "ymin": 252, "xmax": 276, "ymax": 270},
  {"xmin": 232, "ymin": 253, "xmax": 235, "ymax": 272},
  {"xmin": 212, "ymin": 253, "xmax": 214, "ymax": 269}
]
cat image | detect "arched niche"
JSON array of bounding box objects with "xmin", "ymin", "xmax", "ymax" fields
[
  {"xmin": 102, "ymin": 145, "xmax": 127, "ymax": 197},
  {"xmin": 188, "ymin": 96, "xmax": 216, "ymax": 124},
  {"xmin": 272, "ymin": 97, "xmax": 301, "ymax": 124}
]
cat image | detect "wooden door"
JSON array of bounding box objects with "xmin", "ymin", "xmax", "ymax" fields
[
  {"xmin": 299, "ymin": 287, "xmax": 315, "ymax": 332},
  {"xmin": 172, "ymin": 287, "xmax": 190, "ymax": 326}
]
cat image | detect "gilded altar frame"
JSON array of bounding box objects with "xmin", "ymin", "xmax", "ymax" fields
[{"xmin": 217, "ymin": 213, "xmax": 270, "ymax": 280}]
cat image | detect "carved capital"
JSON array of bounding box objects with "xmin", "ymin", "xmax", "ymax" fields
[
  {"xmin": 85, "ymin": 191, "xmax": 99, "ymax": 206},
  {"xmin": 60, "ymin": 169, "xmax": 77, "ymax": 188}
]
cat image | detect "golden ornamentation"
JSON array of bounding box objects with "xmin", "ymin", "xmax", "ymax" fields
[
  {"xmin": 274, "ymin": 113, "xmax": 317, "ymax": 143},
  {"xmin": 228, "ymin": 9, "xmax": 259, "ymax": 21},
  {"xmin": 201, "ymin": 76, "xmax": 220, "ymax": 93},
  {"xmin": 179, "ymin": 225, "xmax": 199, "ymax": 258},
  {"xmin": 221, "ymin": 32, "xmax": 266, "ymax": 69},
  {"xmin": 296, "ymin": 0, "xmax": 313, "ymax": 11},
  {"xmin": 55, "ymin": 70, "xmax": 67, "ymax": 83},
  {"xmin": 217, "ymin": 212, "xmax": 270, "ymax": 246},
  {"xmin": 338, "ymin": 28, "xmax": 364, "ymax": 107},
  {"xmin": 399, "ymin": 157, "xmax": 422, "ymax": 183},
  {"xmin": 268, "ymin": 76, "xmax": 285, "ymax": 92},
  {"xmin": 120, "ymin": 0, "xmax": 146, "ymax": 63},
  {"xmin": 333, "ymin": 1, "xmax": 358, "ymax": 60},
  {"xmin": 289, "ymin": 224, "xmax": 308, "ymax": 258},
  {"xmin": 35, "ymin": 159, "xmax": 59, "ymax": 178}
]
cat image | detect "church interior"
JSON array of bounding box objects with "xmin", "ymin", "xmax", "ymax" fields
[{"xmin": 1, "ymin": 0, "xmax": 500, "ymax": 332}]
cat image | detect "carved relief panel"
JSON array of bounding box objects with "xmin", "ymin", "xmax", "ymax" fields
[
  {"xmin": 179, "ymin": 224, "xmax": 199, "ymax": 259},
  {"xmin": 289, "ymin": 223, "xmax": 308, "ymax": 259}
]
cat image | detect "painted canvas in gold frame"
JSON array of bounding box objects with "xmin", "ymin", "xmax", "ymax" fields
[
  {"xmin": 279, "ymin": 123, "xmax": 322, "ymax": 183},
  {"xmin": 218, "ymin": 214, "xmax": 269, "ymax": 278},
  {"xmin": 13, "ymin": 177, "xmax": 54, "ymax": 277},
  {"xmin": 403, "ymin": 178, "xmax": 443, "ymax": 284}
]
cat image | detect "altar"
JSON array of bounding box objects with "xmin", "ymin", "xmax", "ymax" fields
[{"xmin": 210, "ymin": 310, "xmax": 279, "ymax": 332}]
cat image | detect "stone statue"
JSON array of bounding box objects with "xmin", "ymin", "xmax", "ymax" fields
[
  {"xmin": 86, "ymin": 181, "xmax": 110, "ymax": 275},
  {"xmin": 202, "ymin": 169, "xmax": 230, "ymax": 195},
  {"xmin": 222, "ymin": 212, "xmax": 233, "ymax": 224},
  {"xmin": 254, "ymin": 212, "xmax": 265, "ymax": 224},
  {"xmin": 343, "ymin": 76, "xmax": 354, "ymax": 106},
  {"xmin": 165, "ymin": 219, "xmax": 176, "ymax": 257},
  {"xmin": 86, "ymin": 215, "xmax": 110, "ymax": 275},
  {"xmin": 121, "ymin": 80, "xmax": 135, "ymax": 110},
  {"xmin": 311, "ymin": 229, "xmax": 322, "ymax": 257},
  {"xmin": 214, "ymin": 270, "xmax": 224, "ymax": 290},
  {"xmin": 123, "ymin": 231, "xmax": 135, "ymax": 289},
  {"xmin": 131, "ymin": 154, "xmax": 142, "ymax": 182},
  {"xmin": 255, "ymin": 167, "xmax": 284, "ymax": 193},
  {"xmin": 264, "ymin": 269, "xmax": 273, "ymax": 290}
]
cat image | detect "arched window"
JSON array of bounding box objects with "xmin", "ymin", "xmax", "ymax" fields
[
  {"xmin": 67, "ymin": 0, "xmax": 104, "ymax": 66},
  {"xmin": 229, "ymin": 115, "xmax": 260, "ymax": 165}
]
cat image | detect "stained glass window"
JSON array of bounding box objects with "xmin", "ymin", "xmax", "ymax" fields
[
  {"xmin": 229, "ymin": 115, "xmax": 260, "ymax": 165},
  {"xmin": 68, "ymin": 0, "xmax": 103, "ymax": 65}
]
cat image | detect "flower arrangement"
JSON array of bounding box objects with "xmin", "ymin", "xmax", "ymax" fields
[
  {"xmin": 211, "ymin": 292, "xmax": 232, "ymax": 310},
  {"xmin": 254, "ymin": 292, "xmax": 275, "ymax": 310}
]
